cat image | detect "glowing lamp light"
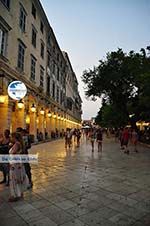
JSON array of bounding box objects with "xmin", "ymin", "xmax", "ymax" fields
[
  {"xmin": 17, "ymin": 99, "xmax": 24, "ymax": 109},
  {"xmin": 40, "ymin": 108, "xmax": 45, "ymax": 115},
  {"xmin": 129, "ymin": 114, "xmax": 135, "ymax": 118},
  {"xmin": 58, "ymin": 115, "xmax": 61, "ymax": 120},
  {"xmin": 48, "ymin": 111, "xmax": 52, "ymax": 117},
  {"xmin": 31, "ymin": 103, "xmax": 36, "ymax": 112},
  {"xmin": 0, "ymin": 95, "xmax": 6, "ymax": 104},
  {"xmin": 26, "ymin": 115, "xmax": 30, "ymax": 124},
  {"xmin": 53, "ymin": 112, "xmax": 57, "ymax": 118}
]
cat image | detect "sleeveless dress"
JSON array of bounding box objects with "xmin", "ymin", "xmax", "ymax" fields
[{"xmin": 9, "ymin": 142, "xmax": 28, "ymax": 198}]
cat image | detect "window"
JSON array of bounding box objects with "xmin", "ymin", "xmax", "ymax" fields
[
  {"xmin": 32, "ymin": 3, "xmax": 36, "ymax": 18},
  {"xmin": 1, "ymin": 0, "xmax": 10, "ymax": 9},
  {"xmin": 60, "ymin": 60, "xmax": 62, "ymax": 67},
  {"xmin": 52, "ymin": 81, "xmax": 55, "ymax": 99},
  {"xmin": 57, "ymin": 67, "xmax": 59, "ymax": 81},
  {"xmin": 60, "ymin": 91, "xmax": 63, "ymax": 104},
  {"xmin": 40, "ymin": 41, "xmax": 44, "ymax": 59},
  {"xmin": 47, "ymin": 52, "xmax": 50, "ymax": 68},
  {"xmin": 40, "ymin": 66, "xmax": 44, "ymax": 87},
  {"xmin": 57, "ymin": 53, "xmax": 59, "ymax": 61},
  {"xmin": 56, "ymin": 86, "xmax": 59, "ymax": 103},
  {"xmin": 32, "ymin": 26, "xmax": 36, "ymax": 47},
  {"xmin": 19, "ymin": 4, "xmax": 26, "ymax": 32},
  {"xmin": 52, "ymin": 61, "xmax": 55, "ymax": 74},
  {"xmin": 47, "ymin": 35, "xmax": 50, "ymax": 47},
  {"xmin": 0, "ymin": 26, "xmax": 7, "ymax": 56},
  {"xmin": 17, "ymin": 40, "xmax": 25, "ymax": 71},
  {"xmin": 40, "ymin": 21, "xmax": 43, "ymax": 33},
  {"xmin": 47, "ymin": 76, "xmax": 50, "ymax": 94},
  {"xmin": 30, "ymin": 55, "xmax": 36, "ymax": 80}
]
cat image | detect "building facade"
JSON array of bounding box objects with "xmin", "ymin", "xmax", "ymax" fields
[{"xmin": 0, "ymin": 0, "xmax": 82, "ymax": 140}]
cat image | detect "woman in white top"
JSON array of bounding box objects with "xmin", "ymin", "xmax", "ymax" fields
[{"xmin": 9, "ymin": 132, "xmax": 28, "ymax": 202}]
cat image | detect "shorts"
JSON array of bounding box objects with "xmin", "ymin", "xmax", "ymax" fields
[
  {"xmin": 122, "ymin": 140, "xmax": 128, "ymax": 146},
  {"xmin": 97, "ymin": 140, "xmax": 102, "ymax": 143}
]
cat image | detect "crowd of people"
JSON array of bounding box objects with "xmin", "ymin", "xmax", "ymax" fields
[
  {"xmin": 64, "ymin": 127, "xmax": 103, "ymax": 153},
  {"xmin": 0, "ymin": 128, "xmax": 33, "ymax": 202},
  {"xmin": 73, "ymin": 126, "xmax": 139, "ymax": 154},
  {"xmin": 0, "ymin": 125, "xmax": 142, "ymax": 203},
  {"xmin": 117, "ymin": 127, "xmax": 139, "ymax": 154},
  {"xmin": 64, "ymin": 128, "xmax": 81, "ymax": 149}
]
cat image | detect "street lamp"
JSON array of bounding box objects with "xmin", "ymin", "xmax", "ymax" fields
[
  {"xmin": 0, "ymin": 95, "xmax": 6, "ymax": 104},
  {"xmin": 17, "ymin": 99, "xmax": 24, "ymax": 109},
  {"xmin": 129, "ymin": 114, "xmax": 135, "ymax": 118},
  {"xmin": 47, "ymin": 110, "xmax": 52, "ymax": 117},
  {"xmin": 53, "ymin": 112, "xmax": 56, "ymax": 118},
  {"xmin": 31, "ymin": 103, "xmax": 36, "ymax": 112},
  {"xmin": 40, "ymin": 108, "xmax": 45, "ymax": 115}
]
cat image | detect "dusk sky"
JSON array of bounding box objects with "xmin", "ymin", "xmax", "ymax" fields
[{"xmin": 41, "ymin": 0, "xmax": 150, "ymax": 119}]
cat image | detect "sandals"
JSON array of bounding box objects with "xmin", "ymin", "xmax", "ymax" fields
[
  {"xmin": 8, "ymin": 197, "xmax": 18, "ymax": 202},
  {"xmin": 8, "ymin": 194, "xmax": 24, "ymax": 202}
]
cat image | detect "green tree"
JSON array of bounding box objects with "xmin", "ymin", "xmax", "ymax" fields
[
  {"xmin": 82, "ymin": 47, "xmax": 150, "ymax": 127},
  {"xmin": 95, "ymin": 103, "xmax": 128, "ymax": 128}
]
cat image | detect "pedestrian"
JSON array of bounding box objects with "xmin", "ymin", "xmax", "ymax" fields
[
  {"xmin": 76, "ymin": 129, "xmax": 81, "ymax": 147},
  {"xmin": 115, "ymin": 129, "xmax": 119, "ymax": 142},
  {"xmin": 16, "ymin": 128, "xmax": 33, "ymax": 189},
  {"xmin": 88, "ymin": 129, "xmax": 95, "ymax": 152},
  {"xmin": 0, "ymin": 129, "xmax": 11, "ymax": 185},
  {"xmin": 119, "ymin": 128, "xmax": 124, "ymax": 149},
  {"xmin": 122, "ymin": 127, "xmax": 130, "ymax": 154},
  {"xmin": 85, "ymin": 129, "xmax": 89, "ymax": 142},
  {"xmin": 73, "ymin": 128, "xmax": 77, "ymax": 143},
  {"xmin": 96, "ymin": 128, "xmax": 103, "ymax": 152},
  {"xmin": 131, "ymin": 129, "xmax": 138, "ymax": 153},
  {"xmin": 9, "ymin": 132, "xmax": 28, "ymax": 202},
  {"xmin": 65, "ymin": 128, "xmax": 72, "ymax": 149}
]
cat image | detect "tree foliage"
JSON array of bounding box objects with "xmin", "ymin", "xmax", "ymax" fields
[{"xmin": 82, "ymin": 47, "xmax": 150, "ymax": 127}]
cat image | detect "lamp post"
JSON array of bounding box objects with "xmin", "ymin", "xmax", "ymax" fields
[
  {"xmin": 47, "ymin": 110, "xmax": 52, "ymax": 117},
  {"xmin": 31, "ymin": 103, "xmax": 36, "ymax": 112},
  {"xmin": 40, "ymin": 108, "xmax": 45, "ymax": 115},
  {"xmin": 17, "ymin": 99, "xmax": 24, "ymax": 109}
]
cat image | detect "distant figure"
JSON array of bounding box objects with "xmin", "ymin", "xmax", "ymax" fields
[
  {"xmin": 65, "ymin": 128, "xmax": 72, "ymax": 149},
  {"xmin": 88, "ymin": 129, "xmax": 95, "ymax": 152},
  {"xmin": 85, "ymin": 130, "xmax": 89, "ymax": 142},
  {"xmin": 115, "ymin": 129, "xmax": 119, "ymax": 142},
  {"xmin": 76, "ymin": 129, "xmax": 81, "ymax": 147},
  {"xmin": 119, "ymin": 128, "xmax": 124, "ymax": 149},
  {"xmin": 96, "ymin": 129, "xmax": 103, "ymax": 152},
  {"xmin": 73, "ymin": 129, "xmax": 77, "ymax": 143},
  {"xmin": 122, "ymin": 127, "xmax": 130, "ymax": 154},
  {"xmin": 131, "ymin": 129, "xmax": 138, "ymax": 153},
  {"xmin": 0, "ymin": 129, "xmax": 11, "ymax": 185}
]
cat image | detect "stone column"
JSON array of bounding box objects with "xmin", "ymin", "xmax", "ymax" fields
[
  {"xmin": 38, "ymin": 113, "xmax": 45, "ymax": 138},
  {"xmin": 29, "ymin": 111, "xmax": 37, "ymax": 140},
  {"xmin": 11, "ymin": 101, "xmax": 25, "ymax": 131},
  {"xmin": 46, "ymin": 114, "xmax": 51, "ymax": 139}
]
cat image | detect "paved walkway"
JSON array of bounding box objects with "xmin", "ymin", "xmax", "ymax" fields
[{"xmin": 0, "ymin": 137, "xmax": 150, "ymax": 226}]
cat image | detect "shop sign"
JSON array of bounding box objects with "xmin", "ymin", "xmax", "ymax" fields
[{"xmin": 8, "ymin": 81, "xmax": 27, "ymax": 100}]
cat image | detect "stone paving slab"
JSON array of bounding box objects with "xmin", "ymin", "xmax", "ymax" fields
[{"xmin": 0, "ymin": 137, "xmax": 150, "ymax": 226}]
